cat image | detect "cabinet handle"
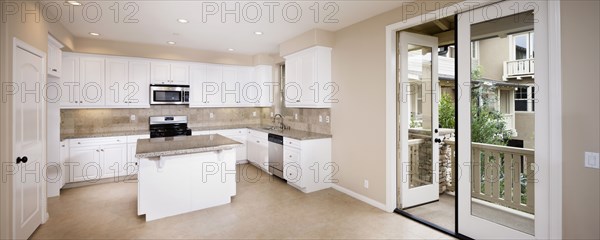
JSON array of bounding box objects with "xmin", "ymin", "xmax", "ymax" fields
[
  {"xmin": 296, "ymin": 100, "xmax": 300, "ymax": 102},
  {"xmin": 289, "ymin": 155, "xmax": 292, "ymax": 158},
  {"xmin": 78, "ymin": 142, "xmax": 81, "ymax": 144},
  {"xmin": 52, "ymin": 69, "xmax": 57, "ymax": 72},
  {"xmin": 96, "ymin": 149, "xmax": 99, "ymax": 152},
  {"xmin": 256, "ymin": 140, "xmax": 260, "ymax": 143},
  {"xmin": 101, "ymin": 149, "xmax": 104, "ymax": 152},
  {"xmin": 16, "ymin": 156, "xmax": 28, "ymax": 164}
]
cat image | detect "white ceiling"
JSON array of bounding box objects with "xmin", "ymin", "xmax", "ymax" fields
[{"xmin": 55, "ymin": 1, "xmax": 408, "ymax": 55}]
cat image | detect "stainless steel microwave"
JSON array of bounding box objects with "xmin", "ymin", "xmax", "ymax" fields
[{"xmin": 150, "ymin": 84, "xmax": 189, "ymax": 105}]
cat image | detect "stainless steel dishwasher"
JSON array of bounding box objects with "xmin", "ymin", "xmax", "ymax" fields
[{"xmin": 268, "ymin": 134, "xmax": 284, "ymax": 179}]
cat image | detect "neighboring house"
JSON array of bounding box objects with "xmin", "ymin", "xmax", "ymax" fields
[{"xmin": 407, "ymin": 30, "xmax": 535, "ymax": 148}]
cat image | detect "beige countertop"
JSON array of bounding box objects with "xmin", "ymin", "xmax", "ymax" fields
[
  {"xmin": 135, "ymin": 134, "xmax": 242, "ymax": 158},
  {"xmin": 62, "ymin": 125, "xmax": 332, "ymax": 141}
]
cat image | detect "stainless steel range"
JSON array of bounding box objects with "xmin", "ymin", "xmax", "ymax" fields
[{"xmin": 149, "ymin": 116, "xmax": 192, "ymax": 138}]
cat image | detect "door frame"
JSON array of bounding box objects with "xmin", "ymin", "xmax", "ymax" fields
[
  {"xmin": 384, "ymin": 0, "xmax": 562, "ymax": 238},
  {"xmin": 4, "ymin": 37, "xmax": 49, "ymax": 239}
]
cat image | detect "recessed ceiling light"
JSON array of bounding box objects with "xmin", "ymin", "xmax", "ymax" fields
[
  {"xmin": 89, "ymin": 32, "xmax": 100, "ymax": 36},
  {"xmin": 167, "ymin": 41, "xmax": 176, "ymax": 45},
  {"xmin": 227, "ymin": 48, "xmax": 235, "ymax": 51},
  {"xmin": 177, "ymin": 19, "xmax": 189, "ymax": 24},
  {"xmin": 254, "ymin": 31, "xmax": 263, "ymax": 35},
  {"xmin": 66, "ymin": 1, "xmax": 82, "ymax": 6}
]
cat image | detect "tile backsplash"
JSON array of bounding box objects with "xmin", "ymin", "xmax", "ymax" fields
[{"xmin": 61, "ymin": 106, "xmax": 331, "ymax": 135}]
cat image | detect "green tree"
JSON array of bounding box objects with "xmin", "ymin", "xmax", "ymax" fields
[{"xmin": 438, "ymin": 93, "xmax": 455, "ymax": 129}]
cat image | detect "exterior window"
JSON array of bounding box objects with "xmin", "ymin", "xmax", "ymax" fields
[
  {"xmin": 471, "ymin": 41, "xmax": 479, "ymax": 59},
  {"xmin": 511, "ymin": 32, "xmax": 534, "ymax": 60},
  {"xmin": 515, "ymin": 86, "xmax": 535, "ymax": 112}
]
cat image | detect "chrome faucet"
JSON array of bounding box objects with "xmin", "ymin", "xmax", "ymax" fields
[{"xmin": 272, "ymin": 114, "xmax": 289, "ymax": 130}]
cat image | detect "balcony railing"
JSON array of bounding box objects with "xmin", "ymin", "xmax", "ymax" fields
[
  {"xmin": 407, "ymin": 139, "xmax": 535, "ymax": 215},
  {"xmin": 503, "ymin": 58, "xmax": 535, "ymax": 80}
]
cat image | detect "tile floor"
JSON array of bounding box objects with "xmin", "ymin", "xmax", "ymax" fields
[{"xmin": 32, "ymin": 164, "xmax": 453, "ymax": 239}]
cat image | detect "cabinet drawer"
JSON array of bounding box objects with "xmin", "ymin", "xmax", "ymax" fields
[
  {"xmin": 70, "ymin": 136, "xmax": 126, "ymax": 147},
  {"xmin": 248, "ymin": 129, "xmax": 268, "ymax": 139},
  {"xmin": 214, "ymin": 128, "xmax": 246, "ymax": 137},
  {"xmin": 247, "ymin": 136, "xmax": 267, "ymax": 146},
  {"xmin": 284, "ymin": 137, "xmax": 301, "ymax": 149},
  {"xmin": 283, "ymin": 147, "xmax": 301, "ymax": 183}
]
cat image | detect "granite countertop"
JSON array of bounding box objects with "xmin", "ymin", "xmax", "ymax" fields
[
  {"xmin": 60, "ymin": 130, "xmax": 150, "ymax": 141},
  {"xmin": 62, "ymin": 125, "xmax": 332, "ymax": 141},
  {"xmin": 135, "ymin": 134, "xmax": 242, "ymax": 158}
]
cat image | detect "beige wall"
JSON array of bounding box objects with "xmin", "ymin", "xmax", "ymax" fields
[
  {"xmin": 331, "ymin": 1, "xmax": 456, "ymax": 203},
  {"xmin": 478, "ymin": 37, "xmax": 509, "ymax": 81},
  {"xmin": 514, "ymin": 112, "xmax": 535, "ymax": 149},
  {"xmin": 561, "ymin": 1, "xmax": 600, "ymax": 239}
]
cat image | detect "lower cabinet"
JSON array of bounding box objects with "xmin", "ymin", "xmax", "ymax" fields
[
  {"xmin": 247, "ymin": 135, "xmax": 268, "ymax": 171},
  {"xmin": 67, "ymin": 136, "xmax": 137, "ymax": 183},
  {"xmin": 283, "ymin": 137, "xmax": 332, "ymax": 193}
]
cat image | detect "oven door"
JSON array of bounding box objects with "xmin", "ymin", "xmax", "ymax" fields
[{"xmin": 150, "ymin": 85, "xmax": 187, "ymax": 105}]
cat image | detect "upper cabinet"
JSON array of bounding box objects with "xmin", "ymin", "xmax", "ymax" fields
[
  {"xmin": 61, "ymin": 53, "xmax": 151, "ymax": 109},
  {"xmin": 284, "ymin": 46, "xmax": 332, "ymax": 108},
  {"xmin": 151, "ymin": 61, "xmax": 189, "ymax": 85},
  {"xmin": 189, "ymin": 64, "xmax": 273, "ymax": 108},
  {"xmin": 47, "ymin": 36, "xmax": 63, "ymax": 78}
]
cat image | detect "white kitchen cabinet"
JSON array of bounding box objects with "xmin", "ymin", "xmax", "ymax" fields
[
  {"xmin": 151, "ymin": 61, "xmax": 189, "ymax": 85},
  {"xmin": 221, "ymin": 66, "xmax": 240, "ymax": 105},
  {"xmin": 105, "ymin": 58, "xmax": 129, "ymax": 107},
  {"xmin": 282, "ymin": 137, "xmax": 332, "ymax": 193},
  {"xmin": 213, "ymin": 128, "xmax": 247, "ymax": 162},
  {"xmin": 190, "ymin": 64, "xmax": 223, "ymax": 107},
  {"xmin": 127, "ymin": 60, "xmax": 151, "ymax": 108},
  {"xmin": 60, "ymin": 54, "xmax": 80, "ymax": 107},
  {"xmin": 126, "ymin": 134, "xmax": 149, "ymax": 175},
  {"xmin": 47, "ymin": 35, "xmax": 63, "ymax": 78},
  {"xmin": 254, "ymin": 65, "xmax": 273, "ymax": 107},
  {"xmin": 79, "ymin": 57, "xmax": 106, "ymax": 106},
  {"xmin": 247, "ymin": 135, "xmax": 268, "ymax": 172},
  {"xmin": 59, "ymin": 140, "xmax": 69, "ymax": 187},
  {"xmin": 68, "ymin": 136, "xmax": 128, "ymax": 182},
  {"xmin": 284, "ymin": 46, "xmax": 332, "ymax": 108}
]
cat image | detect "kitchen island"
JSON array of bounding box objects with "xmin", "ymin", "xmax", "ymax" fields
[{"xmin": 135, "ymin": 134, "xmax": 241, "ymax": 221}]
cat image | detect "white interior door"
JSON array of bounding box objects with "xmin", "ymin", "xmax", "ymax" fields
[
  {"xmin": 457, "ymin": 1, "xmax": 549, "ymax": 238},
  {"xmin": 12, "ymin": 40, "xmax": 46, "ymax": 239},
  {"xmin": 398, "ymin": 32, "xmax": 440, "ymax": 209}
]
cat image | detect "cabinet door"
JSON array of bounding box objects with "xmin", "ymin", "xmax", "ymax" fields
[
  {"xmin": 238, "ymin": 66, "xmax": 257, "ymax": 106},
  {"xmin": 256, "ymin": 137, "xmax": 269, "ymax": 171},
  {"xmin": 126, "ymin": 143, "xmax": 138, "ymax": 176},
  {"xmin": 101, "ymin": 143, "xmax": 127, "ymax": 178},
  {"xmin": 205, "ymin": 64, "xmax": 223, "ymax": 105},
  {"xmin": 284, "ymin": 57, "xmax": 301, "ymax": 106},
  {"xmin": 299, "ymin": 51, "xmax": 317, "ymax": 105},
  {"xmin": 60, "ymin": 141, "xmax": 69, "ymax": 186},
  {"xmin": 69, "ymin": 145, "xmax": 101, "ymax": 182},
  {"xmin": 189, "ymin": 64, "xmax": 207, "ymax": 106},
  {"xmin": 105, "ymin": 58, "xmax": 129, "ymax": 107},
  {"xmin": 61, "ymin": 55, "xmax": 80, "ymax": 107},
  {"xmin": 254, "ymin": 65, "xmax": 273, "ymax": 107},
  {"xmin": 170, "ymin": 64, "xmax": 189, "ymax": 85},
  {"xmin": 47, "ymin": 43, "xmax": 61, "ymax": 77},
  {"xmin": 151, "ymin": 62, "xmax": 170, "ymax": 84},
  {"xmin": 222, "ymin": 66, "xmax": 239, "ymax": 105},
  {"xmin": 246, "ymin": 136, "xmax": 258, "ymax": 165},
  {"xmin": 128, "ymin": 61, "xmax": 150, "ymax": 107},
  {"xmin": 79, "ymin": 57, "xmax": 105, "ymax": 106},
  {"xmin": 283, "ymin": 147, "xmax": 302, "ymax": 186},
  {"xmin": 228, "ymin": 135, "xmax": 247, "ymax": 161}
]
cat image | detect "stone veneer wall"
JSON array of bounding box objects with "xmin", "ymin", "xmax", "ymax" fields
[
  {"xmin": 260, "ymin": 108, "xmax": 331, "ymax": 135},
  {"xmin": 60, "ymin": 106, "xmax": 331, "ymax": 135}
]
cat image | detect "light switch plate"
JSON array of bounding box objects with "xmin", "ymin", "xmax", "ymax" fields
[
  {"xmin": 325, "ymin": 116, "xmax": 330, "ymax": 123},
  {"xmin": 319, "ymin": 115, "xmax": 323, "ymax": 122},
  {"xmin": 585, "ymin": 152, "xmax": 600, "ymax": 169},
  {"xmin": 252, "ymin": 111, "xmax": 256, "ymax": 117},
  {"xmin": 209, "ymin": 113, "xmax": 214, "ymax": 119},
  {"xmin": 270, "ymin": 112, "xmax": 274, "ymax": 117},
  {"xmin": 294, "ymin": 113, "xmax": 298, "ymax": 120}
]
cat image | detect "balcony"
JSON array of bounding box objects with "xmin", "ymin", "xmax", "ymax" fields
[{"xmin": 503, "ymin": 58, "xmax": 535, "ymax": 80}]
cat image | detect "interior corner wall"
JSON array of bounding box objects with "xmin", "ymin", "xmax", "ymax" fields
[
  {"xmin": 560, "ymin": 1, "xmax": 600, "ymax": 239},
  {"xmin": 331, "ymin": 1, "xmax": 458, "ymax": 204}
]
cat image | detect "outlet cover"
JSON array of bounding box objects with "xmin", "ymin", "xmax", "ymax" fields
[
  {"xmin": 252, "ymin": 111, "xmax": 257, "ymax": 117},
  {"xmin": 364, "ymin": 180, "xmax": 369, "ymax": 189},
  {"xmin": 319, "ymin": 115, "xmax": 323, "ymax": 122},
  {"xmin": 270, "ymin": 112, "xmax": 274, "ymax": 117},
  {"xmin": 585, "ymin": 152, "xmax": 600, "ymax": 169},
  {"xmin": 325, "ymin": 116, "xmax": 330, "ymax": 123},
  {"xmin": 294, "ymin": 113, "xmax": 298, "ymax": 120},
  {"xmin": 130, "ymin": 114, "xmax": 136, "ymax": 121},
  {"xmin": 209, "ymin": 113, "xmax": 214, "ymax": 119}
]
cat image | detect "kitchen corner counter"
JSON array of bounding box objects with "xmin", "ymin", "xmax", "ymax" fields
[
  {"xmin": 135, "ymin": 134, "xmax": 242, "ymax": 158},
  {"xmin": 189, "ymin": 125, "xmax": 332, "ymax": 140}
]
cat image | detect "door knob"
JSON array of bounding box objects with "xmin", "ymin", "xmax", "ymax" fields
[
  {"xmin": 434, "ymin": 138, "xmax": 442, "ymax": 143},
  {"xmin": 16, "ymin": 156, "xmax": 28, "ymax": 164}
]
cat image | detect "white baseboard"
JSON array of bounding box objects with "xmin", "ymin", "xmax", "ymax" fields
[{"xmin": 332, "ymin": 184, "xmax": 388, "ymax": 212}]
